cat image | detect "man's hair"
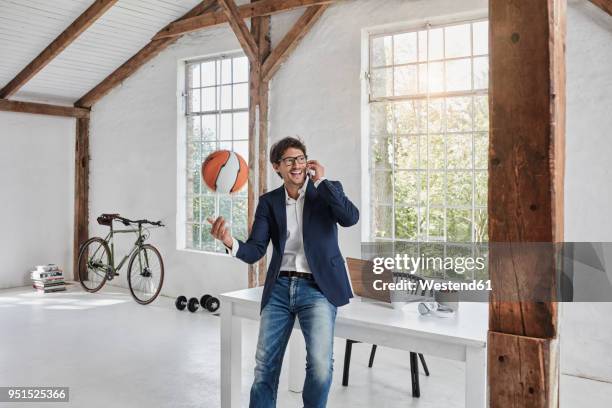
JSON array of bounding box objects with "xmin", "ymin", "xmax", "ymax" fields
[{"xmin": 269, "ymin": 137, "xmax": 307, "ymax": 178}]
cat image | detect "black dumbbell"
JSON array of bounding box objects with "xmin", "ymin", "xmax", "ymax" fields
[
  {"xmin": 200, "ymin": 294, "xmax": 220, "ymax": 313},
  {"xmin": 175, "ymin": 295, "xmax": 187, "ymax": 311},
  {"xmin": 187, "ymin": 297, "xmax": 200, "ymax": 313}
]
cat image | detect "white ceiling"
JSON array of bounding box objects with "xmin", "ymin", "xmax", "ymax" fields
[{"xmin": 0, "ymin": 0, "xmax": 202, "ymax": 104}]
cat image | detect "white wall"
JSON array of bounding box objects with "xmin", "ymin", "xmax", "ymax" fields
[
  {"xmin": 562, "ymin": 0, "xmax": 612, "ymax": 384},
  {"xmin": 88, "ymin": 0, "xmax": 612, "ymax": 383},
  {"xmin": 0, "ymin": 112, "xmax": 74, "ymax": 289}
]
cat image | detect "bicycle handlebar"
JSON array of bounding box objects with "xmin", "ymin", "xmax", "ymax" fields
[{"xmin": 114, "ymin": 216, "xmax": 164, "ymax": 227}]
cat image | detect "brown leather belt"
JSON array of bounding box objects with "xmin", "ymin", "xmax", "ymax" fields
[{"xmin": 279, "ymin": 271, "xmax": 313, "ymax": 280}]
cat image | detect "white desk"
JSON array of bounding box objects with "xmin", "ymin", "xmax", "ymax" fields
[{"xmin": 220, "ymin": 287, "xmax": 488, "ymax": 408}]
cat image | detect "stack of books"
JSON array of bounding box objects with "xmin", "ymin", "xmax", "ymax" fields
[{"xmin": 31, "ymin": 264, "xmax": 66, "ymax": 293}]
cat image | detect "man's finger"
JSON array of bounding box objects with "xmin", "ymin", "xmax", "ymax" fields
[{"xmin": 213, "ymin": 218, "xmax": 225, "ymax": 236}]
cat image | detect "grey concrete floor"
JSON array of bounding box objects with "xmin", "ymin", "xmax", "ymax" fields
[{"xmin": 0, "ymin": 284, "xmax": 610, "ymax": 408}]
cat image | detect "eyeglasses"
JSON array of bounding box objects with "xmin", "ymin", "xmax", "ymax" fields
[{"xmin": 278, "ymin": 155, "xmax": 307, "ymax": 166}]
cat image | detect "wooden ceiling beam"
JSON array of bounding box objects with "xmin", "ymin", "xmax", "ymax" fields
[
  {"xmin": 0, "ymin": 0, "xmax": 118, "ymax": 99},
  {"xmin": 153, "ymin": 0, "xmax": 336, "ymax": 40},
  {"xmin": 75, "ymin": 0, "xmax": 217, "ymax": 108},
  {"xmin": 0, "ymin": 99, "xmax": 90, "ymax": 118},
  {"xmin": 218, "ymin": 0, "xmax": 260, "ymax": 64},
  {"xmin": 261, "ymin": 5, "xmax": 327, "ymax": 82},
  {"xmin": 589, "ymin": 0, "xmax": 612, "ymax": 15}
]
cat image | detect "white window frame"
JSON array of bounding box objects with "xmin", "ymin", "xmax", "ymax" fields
[
  {"xmin": 360, "ymin": 12, "xmax": 488, "ymax": 245},
  {"xmin": 176, "ymin": 50, "xmax": 249, "ymax": 254}
]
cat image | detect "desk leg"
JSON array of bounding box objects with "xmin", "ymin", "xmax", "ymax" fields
[
  {"xmin": 465, "ymin": 346, "xmax": 487, "ymax": 408},
  {"xmin": 221, "ymin": 301, "xmax": 242, "ymax": 408},
  {"xmin": 288, "ymin": 330, "xmax": 305, "ymax": 393}
]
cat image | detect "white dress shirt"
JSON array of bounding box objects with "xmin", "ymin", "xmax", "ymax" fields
[{"xmin": 227, "ymin": 177, "xmax": 326, "ymax": 272}]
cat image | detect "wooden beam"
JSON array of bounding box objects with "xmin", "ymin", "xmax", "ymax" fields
[
  {"xmin": 153, "ymin": 0, "xmax": 336, "ymax": 40},
  {"xmin": 218, "ymin": 0, "xmax": 259, "ymax": 64},
  {"xmin": 0, "ymin": 99, "xmax": 90, "ymax": 118},
  {"xmin": 488, "ymin": 332, "xmax": 559, "ymax": 408},
  {"xmin": 256, "ymin": 14, "xmax": 271, "ymax": 288},
  {"xmin": 73, "ymin": 117, "xmax": 90, "ymax": 281},
  {"xmin": 590, "ymin": 0, "xmax": 612, "ymax": 15},
  {"xmin": 261, "ymin": 5, "xmax": 327, "ymax": 82},
  {"xmin": 75, "ymin": 1, "xmax": 217, "ymax": 108},
  {"xmin": 0, "ymin": 0, "xmax": 118, "ymax": 99},
  {"xmin": 488, "ymin": 0, "xmax": 565, "ymax": 405}
]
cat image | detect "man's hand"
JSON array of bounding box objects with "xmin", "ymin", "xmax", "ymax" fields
[
  {"xmin": 207, "ymin": 216, "xmax": 233, "ymax": 249},
  {"xmin": 306, "ymin": 160, "xmax": 325, "ymax": 182}
]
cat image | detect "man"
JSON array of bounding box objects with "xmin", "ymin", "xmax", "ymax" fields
[{"xmin": 208, "ymin": 136, "xmax": 359, "ymax": 408}]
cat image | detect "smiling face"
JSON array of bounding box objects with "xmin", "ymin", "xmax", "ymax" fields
[{"xmin": 273, "ymin": 147, "xmax": 307, "ymax": 189}]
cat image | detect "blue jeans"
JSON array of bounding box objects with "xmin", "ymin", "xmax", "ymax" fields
[{"xmin": 249, "ymin": 276, "xmax": 337, "ymax": 408}]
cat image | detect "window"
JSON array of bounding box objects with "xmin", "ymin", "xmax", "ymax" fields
[
  {"xmin": 367, "ymin": 20, "xmax": 489, "ymax": 243},
  {"xmin": 183, "ymin": 53, "xmax": 249, "ymax": 253}
]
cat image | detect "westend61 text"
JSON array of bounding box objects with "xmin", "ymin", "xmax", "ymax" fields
[{"xmin": 372, "ymin": 279, "xmax": 492, "ymax": 292}]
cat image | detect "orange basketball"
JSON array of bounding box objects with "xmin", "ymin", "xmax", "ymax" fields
[{"xmin": 202, "ymin": 150, "xmax": 248, "ymax": 194}]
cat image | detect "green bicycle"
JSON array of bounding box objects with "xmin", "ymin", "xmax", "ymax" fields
[{"xmin": 77, "ymin": 213, "xmax": 165, "ymax": 305}]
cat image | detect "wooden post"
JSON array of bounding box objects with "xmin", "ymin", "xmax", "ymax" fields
[
  {"xmin": 73, "ymin": 117, "xmax": 90, "ymax": 280},
  {"xmin": 256, "ymin": 15, "xmax": 271, "ymax": 287},
  {"xmin": 488, "ymin": 0, "xmax": 566, "ymax": 406}
]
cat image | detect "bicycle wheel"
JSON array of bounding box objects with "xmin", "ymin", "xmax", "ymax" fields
[
  {"xmin": 78, "ymin": 237, "xmax": 111, "ymax": 292},
  {"xmin": 127, "ymin": 244, "xmax": 164, "ymax": 305}
]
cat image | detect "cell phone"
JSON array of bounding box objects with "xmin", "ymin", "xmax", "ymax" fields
[{"xmin": 307, "ymin": 169, "xmax": 315, "ymax": 178}]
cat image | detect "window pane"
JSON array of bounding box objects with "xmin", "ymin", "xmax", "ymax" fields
[
  {"xmin": 473, "ymin": 21, "xmax": 489, "ymax": 55},
  {"xmin": 475, "ymin": 171, "xmax": 487, "ymax": 206},
  {"xmin": 474, "ymin": 208, "xmax": 488, "ymax": 242},
  {"xmin": 187, "ymin": 116, "xmax": 200, "ymax": 140},
  {"xmin": 394, "ymin": 100, "xmax": 424, "ymax": 134},
  {"xmin": 370, "ymin": 102, "xmax": 395, "ymax": 134},
  {"xmin": 428, "ymin": 134, "xmax": 445, "ymax": 169},
  {"xmin": 220, "ymin": 85, "xmax": 232, "ymax": 110},
  {"xmin": 475, "ymin": 133, "xmax": 488, "ymax": 169},
  {"xmin": 473, "ymin": 56, "xmax": 488, "ymax": 90},
  {"xmin": 233, "ymin": 56, "xmax": 249, "ymax": 83},
  {"xmin": 189, "ymin": 89, "xmax": 201, "ymax": 113},
  {"xmin": 220, "ymin": 113, "xmax": 232, "ymax": 140},
  {"xmin": 428, "ymin": 28, "xmax": 443, "ymax": 60},
  {"xmin": 427, "ymin": 61, "xmax": 444, "ymax": 93},
  {"xmin": 395, "ymin": 207, "xmax": 419, "ymax": 240},
  {"xmin": 188, "ymin": 63, "xmax": 200, "ymax": 88},
  {"xmin": 232, "ymin": 196, "xmax": 248, "ymax": 240},
  {"xmin": 428, "ymin": 172, "xmax": 445, "ymax": 205},
  {"xmin": 428, "ymin": 98, "xmax": 444, "ymax": 133},
  {"xmin": 474, "ymin": 95, "xmax": 489, "ymax": 131},
  {"xmin": 395, "ymin": 136, "xmax": 419, "ymax": 169},
  {"xmin": 202, "ymin": 87, "xmax": 216, "ymax": 112},
  {"xmin": 447, "ymin": 171, "xmax": 473, "ymax": 205},
  {"xmin": 446, "ymin": 58, "xmax": 471, "ymax": 92},
  {"xmin": 394, "ymin": 171, "xmax": 419, "ymax": 206},
  {"xmin": 233, "ymin": 112, "xmax": 248, "ymax": 139},
  {"xmin": 187, "ymin": 224, "xmax": 200, "ymax": 250},
  {"xmin": 202, "ymin": 61, "xmax": 215, "ymax": 86},
  {"xmin": 371, "ymin": 68, "xmax": 393, "ymax": 98},
  {"xmin": 373, "ymin": 205, "xmax": 393, "ymax": 238},
  {"xmin": 371, "ymin": 135, "xmax": 393, "ymax": 170},
  {"xmin": 445, "ymin": 24, "xmax": 471, "ymax": 58},
  {"xmin": 418, "ymin": 63, "xmax": 428, "ymax": 93},
  {"xmin": 371, "ymin": 36, "xmax": 393, "ymax": 67},
  {"xmin": 394, "ymin": 65, "xmax": 418, "ymax": 96},
  {"xmin": 446, "ymin": 96, "xmax": 473, "ymax": 132},
  {"xmin": 427, "ymin": 208, "xmax": 445, "ymax": 239},
  {"xmin": 372, "ymin": 171, "xmax": 393, "ymax": 204},
  {"xmin": 394, "ymin": 32, "xmax": 417, "ymax": 64},
  {"xmin": 447, "ymin": 133, "xmax": 472, "ymax": 169},
  {"xmin": 447, "ymin": 209, "xmax": 472, "ymax": 242},
  {"xmin": 233, "ymin": 83, "xmax": 248, "ymax": 109},
  {"xmin": 202, "ymin": 114, "xmax": 216, "ymax": 141}
]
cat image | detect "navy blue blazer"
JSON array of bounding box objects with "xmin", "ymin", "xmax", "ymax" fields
[{"xmin": 235, "ymin": 178, "xmax": 359, "ymax": 312}]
